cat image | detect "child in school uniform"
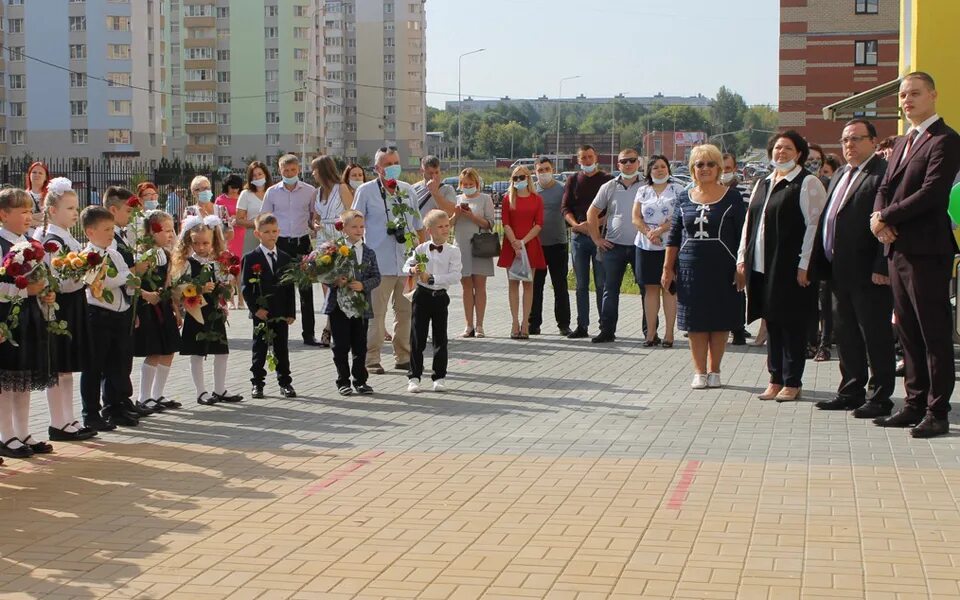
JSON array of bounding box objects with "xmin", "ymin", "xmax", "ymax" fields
[
  {"xmin": 241, "ymin": 213, "xmax": 297, "ymax": 399},
  {"xmin": 0, "ymin": 188, "xmax": 58, "ymax": 459},
  {"xmin": 172, "ymin": 214, "xmax": 242, "ymax": 406},
  {"xmin": 404, "ymin": 209, "xmax": 462, "ymax": 393},
  {"xmin": 79, "ymin": 206, "xmax": 139, "ymax": 431},
  {"xmin": 35, "ymin": 178, "xmax": 97, "ymax": 441},
  {"xmin": 323, "ymin": 210, "xmax": 381, "ymax": 397},
  {"xmin": 133, "ymin": 210, "xmax": 183, "ymax": 412}
]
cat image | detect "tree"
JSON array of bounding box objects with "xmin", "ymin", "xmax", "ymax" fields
[
  {"xmin": 710, "ymin": 86, "xmax": 748, "ymax": 135},
  {"xmin": 646, "ymin": 105, "xmax": 711, "ymax": 132}
]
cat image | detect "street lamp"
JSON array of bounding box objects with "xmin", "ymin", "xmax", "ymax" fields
[
  {"xmin": 555, "ymin": 75, "xmax": 580, "ymax": 169},
  {"xmin": 610, "ymin": 92, "xmax": 629, "ymax": 171},
  {"xmin": 457, "ymin": 48, "xmax": 485, "ymax": 172}
]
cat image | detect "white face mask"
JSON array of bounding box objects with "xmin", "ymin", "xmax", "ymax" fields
[
  {"xmin": 349, "ymin": 179, "xmax": 362, "ymax": 189},
  {"xmin": 651, "ymin": 175, "xmax": 669, "ymax": 185},
  {"xmin": 581, "ymin": 163, "xmax": 598, "ymax": 174},
  {"xmin": 251, "ymin": 178, "xmax": 267, "ymax": 188},
  {"xmin": 771, "ymin": 159, "xmax": 796, "ymax": 172},
  {"xmin": 460, "ymin": 186, "xmax": 477, "ymax": 196},
  {"xmin": 720, "ymin": 173, "xmax": 736, "ymax": 185},
  {"xmin": 537, "ymin": 173, "xmax": 553, "ymax": 186},
  {"xmin": 620, "ymin": 170, "xmax": 638, "ymax": 181}
]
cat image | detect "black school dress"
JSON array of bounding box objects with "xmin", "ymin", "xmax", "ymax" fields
[
  {"xmin": 134, "ymin": 250, "xmax": 182, "ymax": 357},
  {"xmin": 178, "ymin": 256, "xmax": 229, "ymax": 356},
  {"xmin": 41, "ymin": 228, "xmax": 92, "ymax": 373},
  {"xmin": 0, "ymin": 232, "xmax": 56, "ymax": 392}
]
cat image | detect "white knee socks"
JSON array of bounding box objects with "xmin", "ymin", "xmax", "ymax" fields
[
  {"xmin": 139, "ymin": 362, "xmax": 157, "ymax": 404},
  {"xmin": 190, "ymin": 356, "xmax": 206, "ymax": 397},
  {"xmin": 46, "ymin": 373, "xmax": 77, "ymax": 430},
  {"xmin": 0, "ymin": 391, "xmax": 16, "ymax": 444},
  {"xmin": 214, "ymin": 355, "xmax": 228, "ymax": 395},
  {"xmin": 152, "ymin": 364, "xmax": 171, "ymax": 400},
  {"xmin": 10, "ymin": 391, "xmax": 31, "ymax": 443}
]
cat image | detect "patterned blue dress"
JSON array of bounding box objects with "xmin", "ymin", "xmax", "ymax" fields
[{"xmin": 666, "ymin": 187, "xmax": 746, "ymax": 332}]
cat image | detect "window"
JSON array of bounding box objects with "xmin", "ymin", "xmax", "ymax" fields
[
  {"xmin": 294, "ymin": 91, "xmax": 305, "ymax": 102},
  {"xmin": 294, "ymin": 70, "xmax": 305, "ymax": 81},
  {"xmin": 71, "ymin": 129, "xmax": 88, "ymax": 144},
  {"xmin": 265, "ymin": 70, "xmax": 278, "ymax": 82},
  {"xmin": 108, "ymin": 129, "xmax": 131, "ymax": 144},
  {"xmin": 184, "ymin": 4, "xmax": 213, "ymax": 17},
  {"xmin": 187, "ymin": 47, "xmax": 213, "ymax": 60},
  {"xmin": 217, "ymin": 113, "xmax": 229, "ymax": 125},
  {"xmin": 189, "ymin": 134, "xmax": 213, "ymax": 145},
  {"xmin": 187, "ymin": 154, "xmax": 213, "ymax": 166},
  {"xmin": 385, "ymin": 37, "xmax": 394, "ymax": 47},
  {"xmin": 69, "ymin": 16, "xmax": 86, "ymax": 31},
  {"xmin": 265, "ymin": 27, "xmax": 278, "ymax": 38},
  {"xmin": 294, "ymin": 112, "xmax": 305, "ymax": 124},
  {"xmin": 107, "ymin": 72, "xmax": 129, "ymax": 87},
  {"xmin": 266, "ymin": 133, "xmax": 280, "ymax": 146},
  {"xmin": 856, "ymin": 0, "xmax": 879, "ymax": 14},
  {"xmin": 384, "ymin": 3, "xmax": 393, "ymax": 14},
  {"xmin": 69, "ymin": 44, "xmax": 86, "ymax": 59},
  {"xmin": 188, "ymin": 27, "xmax": 214, "ymax": 39},
  {"xmin": 294, "ymin": 48, "xmax": 308, "ymax": 60},
  {"xmin": 217, "ymin": 92, "xmax": 230, "ymax": 103},
  {"xmin": 70, "ymin": 100, "xmax": 87, "ymax": 116},
  {"xmin": 108, "ymin": 44, "xmax": 131, "ymax": 60},
  {"xmin": 294, "ymin": 5, "xmax": 308, "ymax": 17},
  {"xmin": 386, "ymin": 106, "xmax": 396, "ymax": 116},
  {"xmin": 9, "ymin": 102, "xmax": 23, "ymax": 117},
  {"xmin": 71, "ymin": 72, "xmax": 87, "ymax": 87},
  {"xmin": 187, "ymin": 90, "xmax": 214, "ymax": 102},
  {"xmin": 216, "ymin": 49, "xmax": 230, "ymax": 61},
  {"xmin": 217, "ymin": 71, "xmax": 230, "ymax": 83},
  {"xmin": 7, "ymin": 18, "xmax": 22, "ymax": 33},
  {"xmin": 265, "ymin": 112, "xmax": 280, "ymax": 124},
  {"xmin": 385, "ymin": 54, "xmax": 394, "ymax": 64},
  {"xmin": 294, "ymin": 27, "xmax": 309, "ymax": 38},
  {"xmin": 186, "ymin": 111, "xmax": 214, "ymax": 124},
  {"xmin": 265, "ymin": 5, "xmax": 278, "ymax": 17},
  {"xmin": 8, "ymin": 74, "xmax": 24, "ymax": 89},
  {"xmin": 70, "ymin": 0, "xmax": 85, "ymax": 3},
  {"xmin": 216, "ymin": 6, "xmax": 229, "ymax": 18},
  {"xmin": 6, "ymin": 47, "xmax": 22, "ymax": 62},
  {"xmin": 217, "ymin": 28, "xmax": 229, "ymax": 40},
  {"xmin": 186, "ymin": 69, "xmax": 211, "ymax": 81},
  {"xmin": 265, "ymin": 48, "xmax": 279, "ymax": 60},
  {"xmin": 106, "ymin": 16, "xmax": 130, "ymax": 31},
  {"xmin": 265, "ymin": 91, "xmax": 279, "ymax": 103},
  {"xmin": 218, "ymin": 135, "xmax": 230, "ymax": 146},
  {"xmin": 11, "ymin": 130, "xmax": 25, "ymax": 145},
  {"xmin": 855, "ymin": 40, "xmax": 878, "ymax": 66},
  {"xmin": 8, "ymin": 0, "xmax": 24, "ymax": 5}
]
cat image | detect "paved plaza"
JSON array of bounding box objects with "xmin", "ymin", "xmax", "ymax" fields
[{"xmin": 3, "ymin": 276, "xmax": 960, "ymax": 599}]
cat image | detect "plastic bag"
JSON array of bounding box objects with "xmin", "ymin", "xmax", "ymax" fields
[{"xmin": 507, "ymin": 247, "xmax": 533, "ymax": 282}]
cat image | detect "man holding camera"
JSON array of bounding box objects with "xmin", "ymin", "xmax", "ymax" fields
[{"xmin": 352, "ymin": 147, "xmax": 425, "ymax": 373}]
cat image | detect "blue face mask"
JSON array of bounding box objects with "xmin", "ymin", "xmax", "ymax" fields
[
  {"xmin": 144, "ymin": 200, "xmax": 159, "ymax": 210},
  {"xmin": 384, "ymin": 165, "xmax": 402, "ymax": 180},
  {"xmin": 514, "ymin": 181, "xmax": 528, "ymax": 191},
  {"xmin": 198, "ymin": 190, "xmax": 213, "ymax": 203},
  {"xmin": 581, "ymin": 163, "xmax": 598, "ymax": 174},
  {"xmin": 282, "ymin": 175, "xmax": 299, "ymax": 186}
]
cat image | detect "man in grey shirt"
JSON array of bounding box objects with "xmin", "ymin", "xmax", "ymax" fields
[
  {"xmin": 530, "ymin": 157, "xmax": 571, "ymax": 335},
  {"xmin": 587, "ymin": 148, "xmax": 645, "ymax": 343},
  {"xmin": 412, "ymin": 155, "xmax": 457, "ymax": 219}
]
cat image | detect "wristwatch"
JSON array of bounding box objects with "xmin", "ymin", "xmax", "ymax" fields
[{"xmin": 427, "ymin": 275, "xmax": 435, "ymax": 286}]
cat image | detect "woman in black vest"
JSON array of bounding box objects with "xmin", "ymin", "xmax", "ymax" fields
[{"xmin": 737, "ymin": 130, "xmax": 828, "ymax": 402}]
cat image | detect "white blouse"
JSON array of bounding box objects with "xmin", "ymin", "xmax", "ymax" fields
[
  {"xmin": 634, "ymin": 182, "xmax": 685, "ymax": 251},
  {"xmin": 315, "ymin": 185, "xmax": 345, "ymax": 242}
]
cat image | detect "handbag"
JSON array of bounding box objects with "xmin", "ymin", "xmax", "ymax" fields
[{"xmin": 470, "ymin": 229, "xmax": 501, "ymax": 258}]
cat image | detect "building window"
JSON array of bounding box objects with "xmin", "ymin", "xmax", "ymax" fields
[
  {"xmin": 71, "ymin": 72, "xmax": 87, "ymax": 87},
  {"xmin": 69, "ymin": 44, "xmax": 86, "ymax": 59},
  {"xmin": 265, "ymin": 48, "xmax": 279, "ymax": 60},
  {"xmin": 8, "ymin": 74, "xmax": 24, "ymax": 89},
  {"xmin": 217, "ymin": 113, "xmax": 230, "ymax": 125},
  {"xmin": 187, "ymin": 47, "xmax": 213, "ymax": 60},
  {"xmin": 186, "ymin": 69, "xmax": 211, "ymax": 81},
  {"xmin": 11, "ymin": 130, "xmax": 24, "ymax": 145},
  {"xmin": 186, "ymin": 111, "xmax": 215, "ymax": 124},
  {"xmin": 294, "ymin": 70, "xmax": 305, "ymax": 81},
  {"xmin": 7, "ymin": 0, "xmax": 24, "ymax": 5},
  {"xmin": 188, "ymin": 27, "xmax": 215, "ymax": 39},
  {"xmin": 266, "ymin": 133, "xmax": 280, "ymax": 146},
  {"xmin": 265, "ymin": 91, "xmax": 279, "ymax": 103},
  {"xmin": 107, "ymin": 44, "xmax": 132, "ymax": 60},
  {"xmin": 294, "ymin": 5, "xmax": 308, "ymax": 17},
  {"xmin": 855, "ymin": 0, "xmax": 879, "ymax": 14},
  {"xmin": 294, "ymin": 112, "xmax": 304, "ymax": 124},
  {"xmin": 216, "ymin": 6, "xmax": 229, "ymax": 18},
  {"xmin": 108, "ymin": 129, "xmax": 131, "ymax": 144},
  {"xmin": 266, "ymin": 112, "xmax": 280, "ymax": 124},
  {"xmin": 216, "ymin": 49, "xmax": 230, "ymax": 61},
  {"xmin": 294, "ymin": 91, "xmax": 305, "ymax": 102},
  {"xmin": 855, "ymin": 40, "xmax": 878, "ymax": 66},
  {"xmin": 71, "ymin": 129, "xmax": 88, "ymax": 144},
  {"xmin": 184, "ymin": 4, "xmax": 213, "ymax": 17},
  {"xmin": 294, "ymin": 48, "xmax": 308, "ymax": 60},
  {"xmin": 106, "ymin": 16, "xmax": 130, "ymax": 31},
  {"xmin": 107, "ymin": 72, "xmax": 130, "ymax": 87},
  {"xmin": 217, "ymin": 92, "xmax": 230, "ymax": 103},
  {"xmin": 70, "ymin": 100, "xmax": 87, "ymax": 116},
  {"xmin": 9, "ymin": 102, "xmax": 23, "ymax": 117},
  {"xmin": 265, "ymin": 5, "xmax": 278, "ymax": 17},
  {"xmin": 265, "ymin": 27, "xmax": 278, "ymax": 38},
  {"xmin": 265, "ymin": 70, "xmax": 278, "ymax": 82},
  {"xmin": 218, "ymin": 135, "xmax": 230, "ymax": 146},
  {"xmin": 384, "ymin": 3, "xmax": 393, "ymax": 14},
  {"xmin": 69, "ymin": 16, "xmax": 86, "ymax": 31},
  {"xmin": 294, "ymin": 27, "xmax": 309, "ymax": 39},
  {"xmin": 7, "ymin": 18, "xmax": 22, "ymax": 33},
  {"xmin": 217, "ymin": 71, "xmax": 230, "ymax": 83}
]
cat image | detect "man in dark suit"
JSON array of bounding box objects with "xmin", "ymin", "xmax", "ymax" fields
[
  {"xmin": 870, "ymin": 72, "xmax": 960, "ymax": 438},
  {"xmin": 241, "ymin": 213, "xmax": 297, "ymax": 400},
  {"xmin": 812, "ymin": 118, "xmax": 896, "ymax": 418}
]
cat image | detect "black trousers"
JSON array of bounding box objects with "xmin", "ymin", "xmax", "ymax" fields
[
  {"xmin": 277, "ymin": 235, "xmax": 315, "ymax": 339},
  {"xmin": 80, "ymin": 306, "xmax": 133, "ymax": 419},
  {"xmin": 408, "ymin": 287, "xmax": 449, "ymax": 381},
  {"xmin": 833, "ymin": 283, "xmax": 895, "ymax": 404},
  {"xmin": 766, "ymin": 317, "xmax": 808, "ymax": 388},
  {"xmin": 251, "ymin": 318, "xmax": 291, "ymax": 386},
  {"xmin": 807, "ymin": 281, "xmax": 834, "ymax": 348},
  {"xmin": 530, "ymin": 243, "xmax": 571, "ymax": 330},
  {"xmin": 330, "ymin": 309, "xmax": 369, "ymax": 387}
]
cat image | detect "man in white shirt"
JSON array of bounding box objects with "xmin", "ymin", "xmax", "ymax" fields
[{"xmin": 412, "ymin": 155, "xmax": 457, "ymax": 218}]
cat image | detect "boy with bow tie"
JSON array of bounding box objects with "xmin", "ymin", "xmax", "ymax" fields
[{"xmin": 404, "ymin": 210, "xmax": 462, "ymax": 393}]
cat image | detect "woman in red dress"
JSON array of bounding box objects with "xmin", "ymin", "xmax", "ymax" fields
[{"xmin": 498, "ymin": 166, "xmax": 546, "ymax": 339}]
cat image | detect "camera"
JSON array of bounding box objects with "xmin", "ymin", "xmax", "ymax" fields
[{"xmin": 386, "ymin": 223, "xmax": 406, "ymax": 244}]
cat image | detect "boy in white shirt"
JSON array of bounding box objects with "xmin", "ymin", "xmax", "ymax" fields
[{"xmin": 404, "ymin": 210, "xmax": 462, "ymax": 392}]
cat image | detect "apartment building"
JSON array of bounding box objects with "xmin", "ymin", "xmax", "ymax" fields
[
  {"xmin": 0, "ymin": 0, "xmax": 165, "ymax": 162},
  {"xmin": 779, "ymin": 0, "xmax": 900, "ymax": 152}
]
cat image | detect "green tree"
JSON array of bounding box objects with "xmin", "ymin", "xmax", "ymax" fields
[
  {"xmin": 710, "ymin": 86, "xmax": 748, "ymax": 134},
  {"xmin": 646, "ymin": 105, "xmax": 711, "ymax": 132}
]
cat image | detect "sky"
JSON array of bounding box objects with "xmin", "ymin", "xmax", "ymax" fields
[{"xmin": 424, "ymin": 0, "xmax": 780, "ymax": 110}]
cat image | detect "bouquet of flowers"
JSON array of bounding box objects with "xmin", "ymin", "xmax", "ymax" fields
[
  {"xmin": 175, "ymin": 258, "xmax": 232, "ymax": 342},
  {"xmin": 282, "ymin": 222, "xmax": 368, "ymax": 318},
  {"xmin": 1, "ymin": 239, "xmax": 70, "ymax": 338},
  {"xmin": 50, "ymin": 247, "xmax": 103, "ymax": 282},
  {"xmin": 217, "ymin": 251, "xmax": 242, "ymax": 278},
  {"xmin": 178, "ymin": 281, "xmax": 208, "ymax": 324}
]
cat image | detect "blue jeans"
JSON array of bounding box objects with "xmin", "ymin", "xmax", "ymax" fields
[
  {"xmin": 571, "ymin": 234, "xmax": 605, "ymax": 330},
  {"xmin": 600, "ymin": 243, "xmax": 638, "ymax": 335}
]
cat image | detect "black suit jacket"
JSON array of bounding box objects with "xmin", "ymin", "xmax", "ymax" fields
[
  {"xmin": 874, "ymin": 118, "xmax": 960, "ymax": 256},
  {"xmin": 812, "ymin": 155, "xmax": 889, "ymax": 288},
  {"xmin": 241, "ymin": 246, "xmax": 296, "ymax": 320}
]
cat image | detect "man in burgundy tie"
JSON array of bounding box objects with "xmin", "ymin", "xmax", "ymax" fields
[
  {"xmin": 811, "ymin": 118, "xmax": 894, "ymax": 418},
  {"xmin": 870, "ymin": 72, "xmax": 960, "ymax": 438}
]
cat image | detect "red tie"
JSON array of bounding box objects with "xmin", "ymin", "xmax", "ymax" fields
[{"xmin": 898, "ymin": 129, "xmax": 921, "ymax": 170}]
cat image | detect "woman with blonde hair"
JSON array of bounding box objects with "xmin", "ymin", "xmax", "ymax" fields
[
  {"xmin": 662, "ymin": 144, "xmax": 746, "ymax": 389},
  {"xmin": 183, "ymin": 175, "xmax": 234, "ymax": 242},
  {"xmin": 497, "ymin": 166, "xmax": 546, "ymax": 339},
  {"xmin": 452, "ymin": 167, "xmax": 496, "ymax": 337}
]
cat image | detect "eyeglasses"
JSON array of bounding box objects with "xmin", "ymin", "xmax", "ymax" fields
[
  {"xmin": 511, "ymin": 175, "xmax": 527, "ymax": 182},
  {"xmin": 618, "ymin": 157, "xmax": 639, "ymax": 164},
  {"xmin": 694, "ymin": 161, "xmax": 717, "ymax": 169},
  {"xmin": 840, "ymin": 135, "xmax": 871, "ymax": 144}
]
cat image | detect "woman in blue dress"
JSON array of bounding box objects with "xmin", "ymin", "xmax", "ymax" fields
[{"xmin": 662, "ymin": 144, "xmax": 746, "ymax": 390}]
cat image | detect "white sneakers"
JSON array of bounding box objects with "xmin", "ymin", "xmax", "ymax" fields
[
  {"xmin": 433, "ymin": 379, "xmax": 446, "ymax": 392},
  {"xmin": 691, "ymin": 373, "xmax": 722, "ymax": 389},
  {"xmin": 407, "ymin": 378, "xmax": 421, "ymax": 393}
]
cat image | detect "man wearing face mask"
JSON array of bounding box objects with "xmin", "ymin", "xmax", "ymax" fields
[
  {"xmin": 587, "ymin": 148, "xmax": 645, "ymax": 343},
  {"xmin": 721, "ymin": 153, "xmax": 749, "ymax": 345},
  {"xmin": 412, "ymin": 155, "xmax": 457, "ymax": 219},
  {"xmin": 352, "ymin": 147, "xmax": 425, "ymax": 374},
  {"xmin": 261, "ymin": 154, "xmax": 320, "ymax": 346},
  {"xmin": 561, "ymin": 145, "xmax": 613, "ymax": 338},
  {"xmin": 529, "ymin": 157, "xmax": 571, "ymax": 336}
]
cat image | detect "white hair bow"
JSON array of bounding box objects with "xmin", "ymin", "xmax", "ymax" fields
[
  {"xmin": 179, "ymin": 215, "xmax": 203, "ymax": 239},
  {"xmin": 202, "ymin": 214, "xmax": 222, "ymax": 229},
  {"xmin": 47, "ymin": 177, "xmax": 73, "ymax": 196}
]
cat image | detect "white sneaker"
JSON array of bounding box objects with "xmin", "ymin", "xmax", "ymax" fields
[
  {"xmin": 432, "ymin": 379, "xmax": 446, "ymax": 392},
  {"xmin": 691, "ymin": 373, "xmax": 708, "ymax": 389},
  {"xmin": 707, "ymin": 372, "xmax": 722, "ymax": 388},
  {"xmin": 407, "ymin": 378, "xmax": 421, "ymax": 393}
]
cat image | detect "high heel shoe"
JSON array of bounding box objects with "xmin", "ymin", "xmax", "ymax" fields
[
  {"xmin": 462, "ymin": 327, "xmax": 476, "ymax": 338},
  {"xmin": 476, "ymin": 326, "xmax": 485, "ymax": 338},
  {"xmin": 758, "ymin": 384, "xmax": 783, "ymax": 400},
  {"xmin": 775, "ymin": 387, "xmax": 802, "ymax": 402}
]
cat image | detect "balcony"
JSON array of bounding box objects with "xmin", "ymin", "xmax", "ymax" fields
[{"xmin": 185, "ymin": 123, "xmax": 217, "ymax": 135}]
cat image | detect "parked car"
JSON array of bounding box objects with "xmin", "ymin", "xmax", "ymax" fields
[{"xmin": 490, "ymin": 180, "xmax": 511, "ymax": 207}]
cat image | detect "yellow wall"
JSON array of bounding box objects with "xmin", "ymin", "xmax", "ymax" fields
[{"xmin": 900, "ymin": 0, "xmax": 960, "ymax": 133}]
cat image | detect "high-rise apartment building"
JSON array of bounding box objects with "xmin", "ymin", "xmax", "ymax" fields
[
  {"xmin": 0, "ymin": 0, "xmax": 165, "ymax": 163},
  {"xmin": 779, "ymin": 0, "xmax": 900, "ymax": 152}
]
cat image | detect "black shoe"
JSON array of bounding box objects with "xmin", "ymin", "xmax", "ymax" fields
[
  {"xmin": 127, "ymin": 402, "xmax": 155, "ymax": 417},
  {"xmin": 303, "ymin": 336, "xmax": 321, "ymax": 346},
  {"xmin": 567, "ymin": 327, "xmax": 588, "ymax": 339},
  {"xmin": 895, "ymin": 359, "xmax": 905, "ymax": 377},
  {"xmin": 910, "ymin": 415, "xmax": 950, "ymax": 438},
  {"xmin": 48, "ymin": 423, "xmax": 97, "ymax": 442},
  {"xmin": 368, "ymin": 364, "xmax": 385, "ymax": 375},
  {"xmin": 559, "ymin": 326, "xmax": 572, "ymax": 336},
  {"xmin": 395, "ymin": 362, "xmax": 410, "ymax": 370},
  {"xmin": 815, "ymin": 397, "xmax": 863, "ymax": 411},
  {"xmin": 215, "ymin": 391, "xmax": 244, "ymax": 403},
  {"xmin": 23, "ymin": 437, "xmax": 53, "ymax": 455},
  {"xmin": 0, "ymin": 438, "xmax": 33, "ymax": 459},
  {"xmin": 280, "ymin": 385, "xmax": 297, "ymax": 398},
  {"xmin": 591, "ymin": 331, "xmax": 616, "ymax": 343},
  {"xmin": 354, "ymin": 383, "xmax": 374, "ymax": 395},
  {"xmin": 137, "ymin": 399, "xmax": 166, "ymax": 413},
  {"xmin": 250, "ymin": 384, "xmax": 265, "ymax": 399},
  {"xmin": 157, "ymin": 396, "xmax": 183, "ymax": 409},
  {"xmin": 528, "ymin": 326, "xmax": 541, "ymax": 335},
  {"xmin": 84, "ymin": 418, "xmax": 116, "ymax": 432},
  {"xmin": 105, "ymin": 412, "xmax": 139, "ymax": 427},
  {"xmin": 338, "ymin": 385, "xmax": 353, "ymax": 396},
  {"xmin": 731, "ymin": 331, "xmax": 747, "ymax": 346},
  {"xmin": 873, "ymin": 407, "xmax": 924, "ymax": 428},
  {"xmin": 852, "ymin": 400, "xmax": 894, "ymax": 419}
]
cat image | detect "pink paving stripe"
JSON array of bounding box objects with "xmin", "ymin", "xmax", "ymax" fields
[
  {"xmin": 667, "ymin": 460, "xmax": 701, "ymax": 509},
  {"xmin": 304, "ymin": 450, "xmax": 384, "ymax": 495}
]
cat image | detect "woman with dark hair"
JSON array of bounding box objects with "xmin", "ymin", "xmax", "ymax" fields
[
  {"xmin": 216, "ymin": 173, "xmax": 246, "ymax": 258},
  {"xmin": 340, "ymin": 163, "xmax": 366, "ymax": 209},
  {"xmin": 25, "ymin": 161, "xmax": 50, "ymax": 231},
  {"xmin": 632, "ymin": 154, "xmax": 684, "ymax": 347},
  {"xmin": 737, "ymin": 130, "xmax": 828, "ymax": 402},
  {"xmin": 236, "ymin": 161, "xmax": 270, "ymax": 255},
  {"xmin": 311, "ymin": 155, "xmax": 347, "ymax": 242}
]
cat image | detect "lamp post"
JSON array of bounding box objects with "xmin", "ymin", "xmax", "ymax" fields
[
  {"xmin": 457, "ymin": 48, "xmax": 485, "ymax": 172},
  {"xmin": 555, "ymin": 75, "xmax": 580, "ymax": 168},
  {"xmin": 610, "ymin": 92, "xmax": 628, "ymax": 171}
]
